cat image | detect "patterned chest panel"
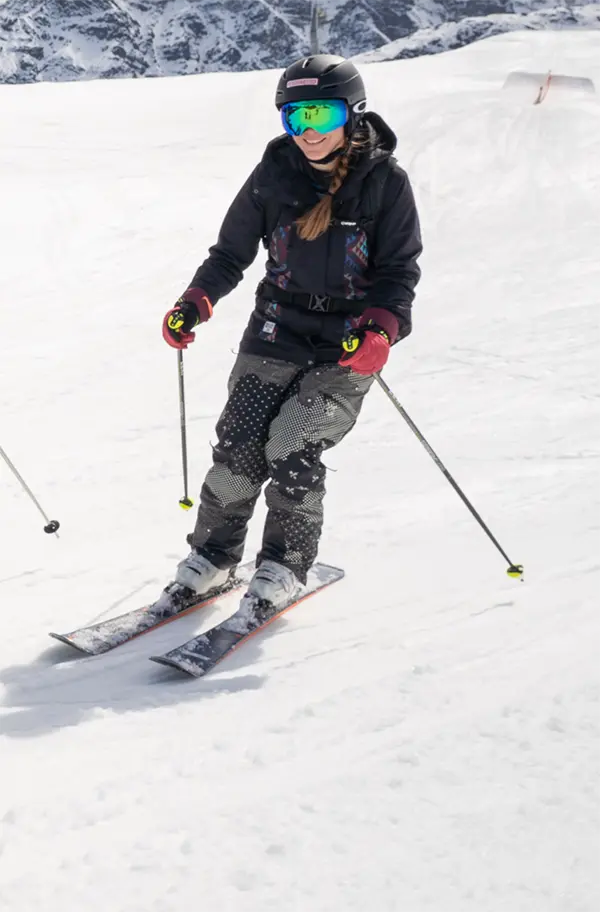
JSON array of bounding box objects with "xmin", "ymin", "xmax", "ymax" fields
[
  {"xmin": 266, "ymin": 218, "xmax": 371, "ymax": 301},
  {"xmin": 343, "ymin": 227, "xmax": 369, "ymax": 300},
  {"xmin": 268, "ymin": 224, "xmax": 292, "ymax": 289}
]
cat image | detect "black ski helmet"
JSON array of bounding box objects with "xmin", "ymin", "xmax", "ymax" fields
[{"xmin": 275, "ymin": 54, "xmax": 367, "ymax": 132}]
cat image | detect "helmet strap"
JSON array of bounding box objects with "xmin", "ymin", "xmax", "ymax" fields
[{"xmin": 311, "ymin": 144, "xmax": 346, "ymax": 165}]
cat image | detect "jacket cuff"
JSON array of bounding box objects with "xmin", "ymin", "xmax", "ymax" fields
[
  {"xmin": 360, "ymin": 308, "xmax": 400, "ymax": 345},
  {"xmin": 182, "ymin": 287, "xmax": 213, "ymax": 323}
]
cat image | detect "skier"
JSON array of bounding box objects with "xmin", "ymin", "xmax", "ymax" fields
[{"xmin": 162, "ymin": 54, "xmax": 422, "ymax": 611}]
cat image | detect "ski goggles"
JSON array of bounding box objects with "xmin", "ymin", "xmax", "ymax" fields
[{"xmin": 281, "ymin": 99, "xmax": 348, "ymax": 137}]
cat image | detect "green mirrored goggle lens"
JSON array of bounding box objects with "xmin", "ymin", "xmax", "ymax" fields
[{"xmin": 281, "ymin": 99, "xmax": 348, "ymax": 136}]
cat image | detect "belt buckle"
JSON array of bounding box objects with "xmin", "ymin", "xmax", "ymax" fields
[{"xmin": 308, "ymin": 294, "xmax": 331, "ymax": 313}]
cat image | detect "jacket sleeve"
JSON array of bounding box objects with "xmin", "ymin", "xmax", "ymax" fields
[
  {"xmin": 187, "ymin": 166, "xmax": 266, "ymax": 304},
  {"xmin": 367, "ymin": 165, "xmax": 423, "ymax": 340}
]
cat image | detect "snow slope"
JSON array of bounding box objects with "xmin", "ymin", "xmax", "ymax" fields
[{"xmin": 1, "ymin": 27, "xmax": 599, "ymax": 912}]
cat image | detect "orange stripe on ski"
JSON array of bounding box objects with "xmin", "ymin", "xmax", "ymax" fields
[
  {"xmin": 207, "ymin": 577, "xmax": 339, "ymax": 672},
  {"xmin": 56, "ymin": 583, "xmax": 241, "ymax": 652},
  {"xmin": 114, "ymin": 585, "xmax": 241, "ymax": 645}
]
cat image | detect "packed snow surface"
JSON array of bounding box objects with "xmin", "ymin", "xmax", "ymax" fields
[{"xmin": 1, "ymin": 28, "xmax": 599, "ymax": 912}]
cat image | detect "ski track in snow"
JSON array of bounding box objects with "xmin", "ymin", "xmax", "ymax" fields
[{"xmin": 1, "ymin": 27, "xmax": 599, "ymax": 912}]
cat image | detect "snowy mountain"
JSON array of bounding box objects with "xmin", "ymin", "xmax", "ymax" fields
[
  {"xmin": 0, "ymin": 0, "xmax": 597, "ymax": 83},
  {"xmin": 1, "ymin": 25, "xmax": 599, "ymax": 912},
  {"xmin": 357, "ymin": 3, "xmax": 600, "ymax": 61}
]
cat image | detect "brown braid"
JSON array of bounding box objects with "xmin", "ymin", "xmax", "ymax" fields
[{"xmin": 295, "ymin": 131, "xmax": 368, "ymax": 242}]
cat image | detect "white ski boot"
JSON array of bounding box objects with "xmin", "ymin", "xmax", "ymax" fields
[
  {"xmin": 175, "ymin": 550, "xmax": 232, "ymax": 596},
  {"xmin": 243, "ymin": 559, "xmax": 303, "ymax": 609}
]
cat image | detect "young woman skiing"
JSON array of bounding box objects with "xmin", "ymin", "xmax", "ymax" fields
[{"xmin": 162, "ymin": 54, "xmax": 422, "ymax": 610}]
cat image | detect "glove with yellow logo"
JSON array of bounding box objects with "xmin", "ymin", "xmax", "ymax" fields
[
  {"xmin": 162, "ymin": 289, "xmax": 213, "ymax": 350},
  {"xmin": 339, "ymin": 309, "xmax": 399, "ymax": 376}
]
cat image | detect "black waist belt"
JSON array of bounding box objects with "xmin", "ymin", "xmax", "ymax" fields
[{"xmin": 257, "ymin": 281, "xmax": 365, "ymax": 315}]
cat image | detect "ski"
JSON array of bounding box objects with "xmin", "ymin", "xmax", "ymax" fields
[
  {"xmin": 48, "ymin": 561, "xmax": 255, "ymax": 656},
  {"xmin": 149, "ymin": 562, "xmax": 344, "ymax": 677}
]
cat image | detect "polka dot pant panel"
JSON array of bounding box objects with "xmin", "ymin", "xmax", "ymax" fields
[{"xmin": 191, "ymin": 354, "xmax": 373, "ymax": 582}]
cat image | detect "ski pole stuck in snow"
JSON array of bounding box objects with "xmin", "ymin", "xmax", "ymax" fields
[
  {"xmin": 372, "ymin": 372, "xmax": 523, "ymax": 580},
  {"xmin": 176, "ymin": 350, "xmax": 194, "ymax": 511},
  {"xmin": 0, "ymin": 444, "xmax": 60, "ymax": 536}
]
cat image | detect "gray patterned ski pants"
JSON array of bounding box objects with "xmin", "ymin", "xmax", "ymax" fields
[{"xmin": 190, "ymin": 353, "xmax": 373, "ymax": 583}]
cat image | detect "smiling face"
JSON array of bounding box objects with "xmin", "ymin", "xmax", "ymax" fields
[{"xmin": 292, "ymin": 126, "xmax": 346, "ymax": 169}]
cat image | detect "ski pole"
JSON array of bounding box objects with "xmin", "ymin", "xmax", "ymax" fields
[
  {"xmin": 0, "ymin": 444, "xmax": 60, "ymax": 536},
  {"xmin": 373, "ymin": 372, "xmax": 523, "ymax": 579},
  {"xmin": 177, "ymin": 350, "xmax": 194, "ymax": 511}
]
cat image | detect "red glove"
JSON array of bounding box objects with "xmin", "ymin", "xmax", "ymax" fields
[
  {"xmin": 339, "ymin": 308, "xmax": 399, "ymax": 376},
  {"xmin": 162, "ymin": 289, "xmax": 213, "ymax": 349}
]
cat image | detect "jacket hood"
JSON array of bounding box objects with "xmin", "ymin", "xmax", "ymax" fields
[
  {"xmin": 361, "ymin": 111, "xmax": 397, "ymax": 161},
  {"xmin": 342, "ymin": 111, "xmax": 397, "ymax": 189}
]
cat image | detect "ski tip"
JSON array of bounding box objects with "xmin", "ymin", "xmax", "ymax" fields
[
  {"xmin": 48, "ymin": 632, "xmax": 93, "ymax": 654},
  {"xmin": 149, "ymin": 654, "xmax": 201, "ymax": 677}
]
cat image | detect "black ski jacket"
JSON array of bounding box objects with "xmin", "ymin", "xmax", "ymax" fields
[{"xmin": 188, "ymin": 112, "xmax": 422, "ymax": 366}]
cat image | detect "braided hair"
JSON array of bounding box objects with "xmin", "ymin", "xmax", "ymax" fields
[{"xmin": 295, "ymin": 129, "xmax": 368, "ymax": 242}]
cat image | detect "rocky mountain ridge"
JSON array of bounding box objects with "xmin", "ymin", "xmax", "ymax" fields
[{"xmin": 0, "ymin": 1, "xmax": 596, "ymax": 84}]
